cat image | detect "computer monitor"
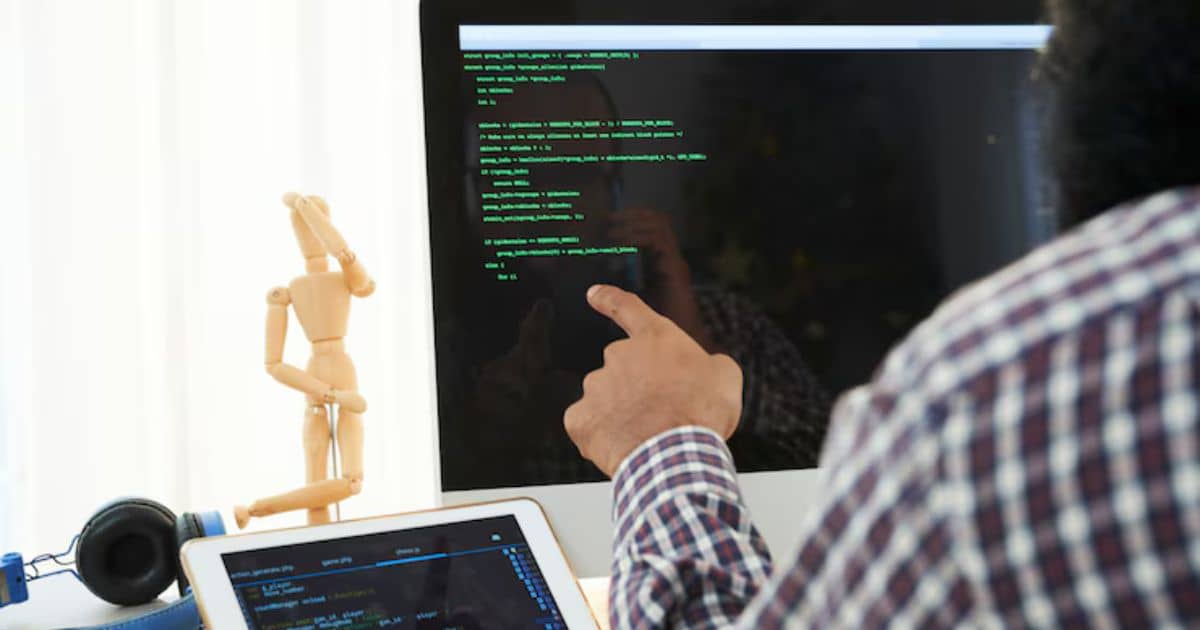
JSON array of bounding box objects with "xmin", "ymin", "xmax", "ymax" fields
[{"xmin": 419, "ymin": 0, "xmax": 1054, "ymax": 575}]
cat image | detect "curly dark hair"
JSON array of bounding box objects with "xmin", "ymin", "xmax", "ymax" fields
[{"xmin": 1041, "ymin": 0, "xmax": 1200, "ymax": 225}]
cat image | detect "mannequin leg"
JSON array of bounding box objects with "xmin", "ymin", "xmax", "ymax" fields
[
  {"xmin": 236, "ymin": 479, "xmax": 357, "ymax": 528},
  {"xmin": 233, "ymin": 405, "xmax": 346, "ymax": 529},
  {"xmin": 303, "ymin": 405, "xmax": 333, "ymax": 525},
  {"xmin": 337, "ymin": 410, "xmax": 364, "ymax": 493}
]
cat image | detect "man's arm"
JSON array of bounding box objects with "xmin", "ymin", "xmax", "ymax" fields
[
  {"xmin": 566, "ymin": 285, "xmax": 977, "ymax": 628},
  {"xmin": 609, "ymin": 427, "xmax": 771, "ymax": 629},
  {"xmin": 562, "ymin": 285, "xmax": 765, "ymax": 628}
]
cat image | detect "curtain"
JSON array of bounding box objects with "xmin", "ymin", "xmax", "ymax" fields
[{"xmin": 0, "ymin": 0, "xmax": 438, "ymax": 554}]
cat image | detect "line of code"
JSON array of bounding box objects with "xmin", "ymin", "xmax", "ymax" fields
[
  {"xmin": 465, "ymin": 50, "xmax": 709, "ymax": 285},
  {"xmin": 464, "ymin": 51, "xmax": 639, "ymax": 108}
]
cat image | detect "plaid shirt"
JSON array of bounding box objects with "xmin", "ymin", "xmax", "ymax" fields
[{"xmin": 610, "ymin": 187, "xmax": 1200, "ymax": 628}]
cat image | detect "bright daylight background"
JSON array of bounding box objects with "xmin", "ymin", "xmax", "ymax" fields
[{"xmin": 0, "ymin": 0, "xmax": 439, "ymax": 555}]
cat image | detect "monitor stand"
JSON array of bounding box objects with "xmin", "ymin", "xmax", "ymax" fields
[{"xmin": 443, "ymin": 468, "xmax": 825, "ymax": 577}]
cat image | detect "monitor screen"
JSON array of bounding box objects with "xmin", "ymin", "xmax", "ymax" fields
[
  {"xmin": 429, "ymin": 21, "xmax": 1056, "ymax": 491},
  {"xmin": 221, "ymin": 516, "xmax": 566, "ymax": 628}
]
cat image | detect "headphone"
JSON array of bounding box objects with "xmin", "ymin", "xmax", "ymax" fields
[{"xmin": 1, "ymin": 497, "xmax": 224, "ymax": 629}]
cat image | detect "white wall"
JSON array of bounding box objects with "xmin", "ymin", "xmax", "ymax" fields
[{"xmin": 0, "ymin": 0, "xmax": 439, "ymax": 554}]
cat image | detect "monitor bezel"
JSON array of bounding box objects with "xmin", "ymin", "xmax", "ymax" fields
[{"xmin": 418, "ymin": 0, "xmax": 1048, "ymax": 495}]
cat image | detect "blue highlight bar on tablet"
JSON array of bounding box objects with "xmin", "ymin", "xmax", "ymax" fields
[
  {"xmin": 459, "ymin": 24, "xmax": 1053, "ymax": 51},
  {"xmin": 231, "ymin": 543, "xmax": 526, "ymax": 589}
]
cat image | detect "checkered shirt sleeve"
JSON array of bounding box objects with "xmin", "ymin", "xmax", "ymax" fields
[
  {"xmin": 609, "ymin": 187, "xmax": 1200, "ymax": 628},
  {"xmin": 610, "ymin": 427, "xmax": 773, "ymax": 628}
]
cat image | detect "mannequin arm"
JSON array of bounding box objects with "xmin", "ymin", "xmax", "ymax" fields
[
  {"xmin": 264, "ymin": 287, "xmax": 330, "ymax": 399},
  {"xmin": 293, "ymin": 196, "xmax": 376, "ymax": 298}
]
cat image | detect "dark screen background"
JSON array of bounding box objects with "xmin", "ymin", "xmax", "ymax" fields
[
  {"xmin": 432, "ymin": 41, "xmax": 1056, "ymax": 490},
  {"xmin": 221, "ymin": 515, "xmax": 566, "ymax": 629}
]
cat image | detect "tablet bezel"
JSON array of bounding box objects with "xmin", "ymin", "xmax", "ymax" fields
[{"xmin": 181, "ymin": 498, "xmax": 598, "ymax": 629}]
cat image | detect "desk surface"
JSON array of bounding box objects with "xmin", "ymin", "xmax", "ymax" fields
[
  {"xmin": 0, "ymin": 572, "xmax": 611, "ymax": 629},
  {"xmin": 0, "ymin": 573, "xmax": 178, "ymax": 629}
]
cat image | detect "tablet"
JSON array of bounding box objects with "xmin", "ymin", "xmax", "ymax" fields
[{"xmin": 180, "ymin": 498, "xmax": 597, "ymax": 629}]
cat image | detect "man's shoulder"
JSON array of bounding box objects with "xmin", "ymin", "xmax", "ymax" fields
[{"xmin": 882, "ymin": 187, "xmax": 1200, "ymax": 398}]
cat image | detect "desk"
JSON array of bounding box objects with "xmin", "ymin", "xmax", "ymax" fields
[
  {"xmin": 1, "ymin": 572, "xmax": 612, "ymax": 629},
  {"xmin": 0, "ymin": 573, "xmax": 180, "ymax": 629},
  {"xmin": 578, "ymin": 576, "xmax": 610, "ymax": 628}
]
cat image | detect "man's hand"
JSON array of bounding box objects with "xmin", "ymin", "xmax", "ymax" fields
[{"xmin": 564, "ymin": 285, "xmax": 743, "ymax": 477}]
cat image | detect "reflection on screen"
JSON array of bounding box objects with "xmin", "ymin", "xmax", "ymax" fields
[
  {"xmin": 438, "ymin": 25, "xmax": 1057, "ymax": 490},
  {"xmin": 221, "ymin": 516, "xmax": 565, "ymax": 629}
]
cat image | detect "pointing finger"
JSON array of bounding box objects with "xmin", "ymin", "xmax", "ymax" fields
[{"xmin": 587, "ymin": 285, "xmax": 661, "ymax": 337}]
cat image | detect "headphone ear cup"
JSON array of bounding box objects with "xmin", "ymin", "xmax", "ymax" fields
[
  {"xmin": 174, "ymin": 510, "xmax": 226, "ymax": 595},
  {"xmin": 74, "ymin": 498, "xmax": 178, "ymax": 606},
  {"xmin": 173, "ymin": 513, "xmax": 203, "ymax": 595}
]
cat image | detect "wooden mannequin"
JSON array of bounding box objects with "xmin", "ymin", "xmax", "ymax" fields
[{"xmin": 234, "ymin": 193, "xmax": 376, "ymax": 529}]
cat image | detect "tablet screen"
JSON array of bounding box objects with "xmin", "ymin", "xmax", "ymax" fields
[{"xmin": 220, "ymin": 515, "xmax": 566, "ymax": 629}]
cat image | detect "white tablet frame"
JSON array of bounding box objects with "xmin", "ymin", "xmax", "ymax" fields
[{"xmin": 181, "ymin": 498, "xmax": 598, "ymax": 629}]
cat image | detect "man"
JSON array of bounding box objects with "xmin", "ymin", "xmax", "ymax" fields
[{"xmin": 564, "ymin": 1, "xmax": 1200, "ymax": 627}]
